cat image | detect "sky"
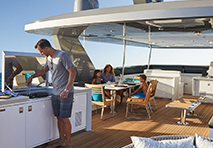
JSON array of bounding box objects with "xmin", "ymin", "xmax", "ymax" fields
[{"xmin": 1, "ymin": 0, "xmax": 213, "ymax": 72}]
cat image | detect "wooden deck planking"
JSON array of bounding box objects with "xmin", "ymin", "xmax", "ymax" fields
[
  {"xmin": 71, "ymin": 98, "xmax": 213, "ymax": 147},
  {"xmin": 38, "ymin": 98, "xmax": 213, "ymax": 148}
]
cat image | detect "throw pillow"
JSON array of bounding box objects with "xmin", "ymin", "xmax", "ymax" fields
[
  {"xmin": 131, "ymin": 136, "xmax": 194, "ymax": 148},
  {"xmin": 195, "ymin": 133, "xmax": 213, "ymax": 148},
  {"xmin": 25, "ymin": 72, "xmax": 34, "ymax": 79},
  {"xmin": 91, "ymin": 85, "xmax": 105, "ymax": 102}
]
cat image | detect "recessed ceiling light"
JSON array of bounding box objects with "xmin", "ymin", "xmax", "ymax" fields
[
  {"xmin": 208, "ymin": 40, "xmax": 213, "ymax": 44},
  {"xmin": 104, "ymin": 34, "xmax": 112, "ymax": 37},
  {"xmin": 174, "ymin": 44, "xmax": 185, "ymax": 46},
  {"xmin": 193, "ymin": 44, "xmax": 204, "ymax": 46}
]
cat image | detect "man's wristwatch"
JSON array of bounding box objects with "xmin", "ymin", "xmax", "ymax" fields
[{"xmin": 64, "ymin": 89, "xmax": 69, "ymax": 93}]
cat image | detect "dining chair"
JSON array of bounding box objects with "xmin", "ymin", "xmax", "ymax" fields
[
  {"xmin": 125, "ymin": 80, "xmax": 155, "ymax": 120},
  {"xmin": 131, "ymin": 79, "xmax": 158, "ymax": 112},
  {"xmin": 149, "ymin": 79, "xmax": 158, "ymax": 111},
  {"xmin": 85, "ymin": 83, "xmax": 115, "ymax": 120}
]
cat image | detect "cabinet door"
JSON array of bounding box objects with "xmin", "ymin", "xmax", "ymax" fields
[
  {"xmin": 0, "ymin": 104, "xmax": 25, "ymax": 148},
  {"xmin": 182, "ymin": 77, "xmax": 192, "ymax": 94},
  {"xmin": 198, "ymin": 80, "xmax": 213, "ymax": 102},
  {"xmin": 25, "ymin": 100, "xmax": 51, "ymax": 148},
  {"xmin": 49, "ymin": 93, "xmax": 87, "ymax": 137},
  {"xmin": 70, "ymin": 93, "xmax": 87, "ymax": 133},
  {"xmin": 49, "ymin": 100, "xmax": 59, "ymax": 140},
  {"xmin": 199, "ymin": 81, "xmax": 213, "ymax": 94},
  {"xmin": 155, "ymin": 78, "xmax": 173, "ymax": 99}
]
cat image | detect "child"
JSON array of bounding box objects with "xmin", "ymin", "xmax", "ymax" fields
[
  {"xmin": 130, "ymin": 74, "xmax": 148, "ymax": 108},
  {"xmin": 91, "ymin": 70, "xmax": 101, "ymax": 84},
  {"xmin": 92, "ymin": 70, "xmax": 111, "ymax": 98}
]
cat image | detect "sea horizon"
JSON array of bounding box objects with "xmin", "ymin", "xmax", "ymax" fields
[{"xmin": 0, "ymin": 73, "xmax": 2, "ymax": 90}]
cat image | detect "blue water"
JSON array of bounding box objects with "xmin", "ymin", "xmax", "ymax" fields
[{"xmin": 0, "ymin": 73, "xmax": 1, "ymax": 90}]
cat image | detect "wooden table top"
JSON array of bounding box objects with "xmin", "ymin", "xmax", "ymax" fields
[
  {"xmin": 104, "ymin": 84, "xmax": 139, "ymax": 91},
  {"xmin": 166, "ymin": 96, "xmax": 206, "ymax": 110}
]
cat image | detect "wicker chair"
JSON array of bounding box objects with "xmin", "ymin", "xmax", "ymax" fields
[{"xmin": 122, "ymin": 135, "xmax": 213, "ymax": 148}]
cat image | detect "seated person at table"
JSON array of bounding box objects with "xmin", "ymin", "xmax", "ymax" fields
[
  {"xmin": 101, "ymin": 64, "xmax": 124, "ymax": 104},
  {"xmin": 130, "ymin": 74, "xmax": 148, "ymax": 98},
  {"xmin": 101, "ymin": 64, "xmax": 115, "ymax": 83},
  {"xmin": 91, "ymin": 69, "xmax": 101, "ymax": 84},
  {"xmin": 92, "ymin": 69, "xmax": 111, "ymax": 98}
]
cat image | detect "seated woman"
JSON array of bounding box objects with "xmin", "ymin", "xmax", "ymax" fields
[
  {"xmin": 130, "ymin": 74, "xmax": 148, "ymax": 98},
  {"xmin": 101, "ymin": 64, "xmax": 124, "ymax": 104}
]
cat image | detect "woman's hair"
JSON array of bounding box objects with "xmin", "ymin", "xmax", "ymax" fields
[
  {"xmin": 103, "ymin": 64, "xmax": 115, "ymax": 75},
  {"xmin": 92, "ymin": 69, "xmax": 101, "ymax": 79}
]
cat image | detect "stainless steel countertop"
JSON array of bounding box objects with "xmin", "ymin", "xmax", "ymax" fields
[{"xmin": 0, "ymin": 86, "xmax": 91, "ymax": 107}]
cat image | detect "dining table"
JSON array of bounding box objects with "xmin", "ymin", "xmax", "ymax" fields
[{"xmin": 103, "ymin": 83, "xmax": 140, "ymax": 113}]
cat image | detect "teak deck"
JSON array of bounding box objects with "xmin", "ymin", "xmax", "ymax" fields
[{"xmin": 38, "ymin": 98, "xmax": 213, "ymax": 148}]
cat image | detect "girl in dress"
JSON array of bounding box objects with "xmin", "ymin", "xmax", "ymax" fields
[
  {"xmin": 92, "ymin": 69, "xmax": 111, "ymax": 98},
  {"xmin": 91, "ymin": 70, "xmax": 101, "ymax": 84}
]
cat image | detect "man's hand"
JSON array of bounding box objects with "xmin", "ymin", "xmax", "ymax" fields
[
  {"xmin": 26, "ymin": 77, "xmax": 33, "ymax": 86},
  {"xmin": 60, "ymin": 91, "xmax": 69, "ymax": 99}
]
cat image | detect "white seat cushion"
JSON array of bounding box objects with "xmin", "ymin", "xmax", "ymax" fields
[
  {"xmin": 195, "ymin": 133, "xmax": 213, "ymax": 148},
  {"xmin": 131, "ymin": 136, "xmax": 194, "ymax": 148}
]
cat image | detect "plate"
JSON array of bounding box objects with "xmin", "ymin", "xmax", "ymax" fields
[{"xmin": 115, "ymin": 84, "xmax": 128, "ymax": 87}]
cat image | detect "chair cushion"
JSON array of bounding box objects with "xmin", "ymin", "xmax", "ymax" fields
[
  {"xmin": 25, "ymin": 72, "xmax": 34, "ymax": 79},
  {"xmin": 131, "ymin": 136, "xmax": 194, "ymax": 148},
  {"xmin": 195, "ymin": 133, "xmax": 213, "ymax": 148},
  {"xmin": 92, "ymin": 85, "xmax": 105, "ymax": 102},
  {"xmin": 134, "ymin": 78, "xmax": 140, "ymax": 82},
  {"xmin": 131, "ymin": 92, "xmax": 145, "ymax": 98},
  {"xmin": 92, "ymin": 94, "xmax": 103, "ymax": 102}
]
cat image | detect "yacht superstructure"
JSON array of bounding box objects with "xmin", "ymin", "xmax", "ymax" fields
[{"xmin": 25, "ymin": 0, "xmax": 213, "ymax": 101}]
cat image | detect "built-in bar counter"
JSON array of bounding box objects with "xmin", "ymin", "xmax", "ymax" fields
[{"xmin": 0, "ymin": 86, "xmax": 92, "ymax": 148}]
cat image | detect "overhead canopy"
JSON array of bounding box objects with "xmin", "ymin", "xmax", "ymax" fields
[{"xmin": 25, "ymin": 0, "xmax": 213, "ymax": 48}]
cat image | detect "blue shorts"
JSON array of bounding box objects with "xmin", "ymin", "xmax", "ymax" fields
[
  {"xmin": 131, "ymin": 92, "xmax": 146, "ymax": 98},
  {"xmin": 51, "ymin": 92, "xmax": 74, "ymax": 118}
]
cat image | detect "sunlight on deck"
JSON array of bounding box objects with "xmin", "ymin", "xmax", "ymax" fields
[{"xmin": 105, "ymin": 121, "xmax": 159, "ymax": 132}]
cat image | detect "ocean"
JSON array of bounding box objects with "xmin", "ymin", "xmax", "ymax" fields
[{"xmin": 0, "ymin": 73, "xmax": 2, "ymax": 90}]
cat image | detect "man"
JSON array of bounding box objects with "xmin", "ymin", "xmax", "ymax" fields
[
  {"xmin": 26, "ymin": 39, "xmax": 76, "ymax": 148},
  {"xmin": 5, "ymin": 57, "xmax": 23, "ymax": 89}
]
